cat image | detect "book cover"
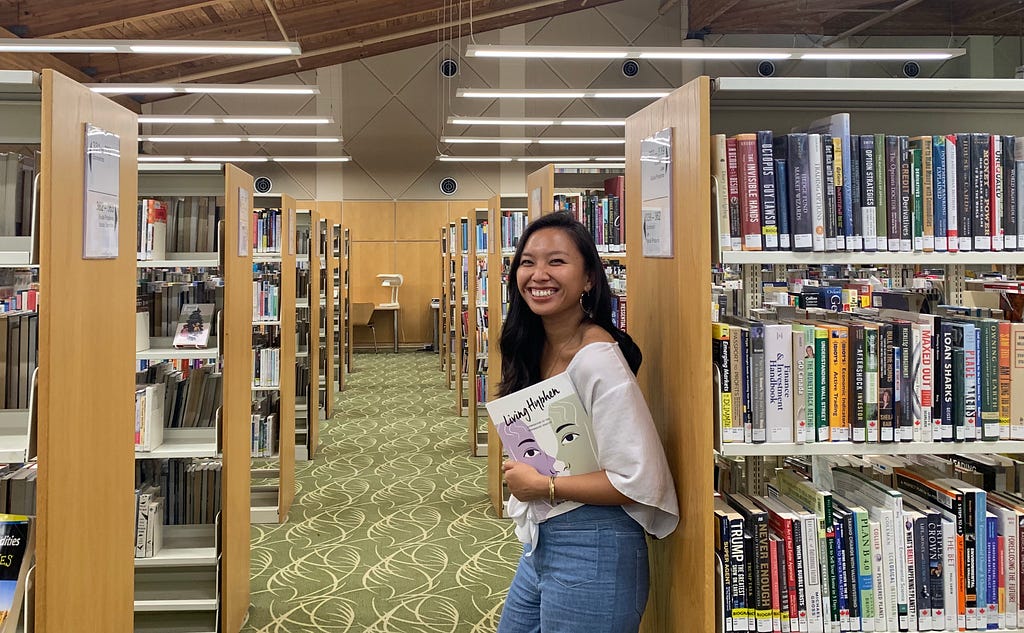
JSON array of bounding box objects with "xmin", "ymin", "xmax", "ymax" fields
[
  {"xmin": 0, "ymin": 515, "xmax": 31, "ymax": 633},
  {"xmin": 171, "ymin": 303, "xmax": 214, "ymax": 349},
  {"xmin": 486, "ymin": 372, "xmax": 599, "ymax": 520}
]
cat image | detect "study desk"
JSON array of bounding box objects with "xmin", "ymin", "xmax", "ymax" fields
[{"xmin": 374, "ymin": 304, "xmax": 400, "ymax": 353}]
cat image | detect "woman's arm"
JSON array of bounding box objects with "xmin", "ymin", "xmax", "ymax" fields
[{"xmin": 503, "ymin": 461, "xmax": 633, "ymax": 506}]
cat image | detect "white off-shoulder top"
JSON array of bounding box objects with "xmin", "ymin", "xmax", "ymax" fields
[{"xmin": 506, "ymin": 341, "xmax": 680, "ymax": 550}]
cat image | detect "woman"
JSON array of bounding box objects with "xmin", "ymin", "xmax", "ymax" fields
[{"xmin": 496, "ymin": 212, "xmax": 679, "ymax": 633}]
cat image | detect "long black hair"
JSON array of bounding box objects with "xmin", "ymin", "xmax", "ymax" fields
[{"xmin": 497, "ymin": 212, "xmax": 641, "ymax": 396}]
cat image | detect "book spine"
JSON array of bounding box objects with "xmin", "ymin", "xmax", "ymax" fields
[
  {"xmin": 874, "ymin": 133, "xmax": 888, "ymax": 251},
  {"xmin": 878, "ymin": 323, "xmax": 896, "ymax": 443},
  {"xmin": 982, "ymin": 321, "xmax": 1000, "ymax": 441},
  {"xmin": 731, "ymin": 516, "xmax": 749, "ymax": 631},
  {"xmin": 1004, "ymin": 135, "xmax": 1018, "ymax": 250},
  {"xmin": 860, "ymin": 135, "xmax": 878, "ymax": 252},
  {"xmin": 815, "ymin": 327, "xmax": 829, "ymax": 442},
  {"xmin": 765, "ymin": 323, "xmax": 794, "ymax": 443},
  {"xmin": 885, "ymin": 135, "xmax": 902, "ymax": 252},
  {"xmin": 751, "ymin": 323, "xmax": 767, "ymax": 444},
  {"xmin": 851, "ymin": 325, "xmax": 866, "ymax": 443},
  {"xmin": 927, "ymin": 514, "xmax": 944, "ymax": 627},
  {"xmin": 756, "ymin": 513, "xmax": 773, "ymax": 632},
  {"xmin": 920, "ymin": 322, "xmax": 934, "ymax": 443},
  {"xmin": 850, "ymin": 134, "xmax": 863, "ymax": 252},
  {"xmin": 905, "ymin": 514, "xmax": 920, "ymax": 631},
  {"xmin": 946, "ymin": 134, "xmax": 960, "ymax": 251},
  {"xmin": 899, "ymin": 135, "xmax": 912, "ymax": 252},
  {"xmin": 957, "ymin": 132, "xmax": 974, "ymax": 251},
  {"xmin": 809, "ymin": 134, "xmax": 827, "ymax": 252},
  {"xmin": 854, "ymin": 511, "xmax": 876, "ymax": 629},
  {"xmin": 1011, "ymin": 323, "xmax": 1024, "ymax": 440},
  {"xmin": 914, "ymin": 515, "xmax": 932, "ymax": 631},
  {"xmin": 933, "ymin": 135, "xmax": 949, "ymax": 251},
  {"xmin": 965, "ymin": 490, "xmax": 979, "ymax": 630},
  {"xmin": 793, "ymin": 326, "xmax": 808, "ymax": 445},
  {"xmin": 973, "ymin": 133, "xmax": 993, "ymax": 251},
  {"xmin": 828, "ymin": 327, "xmax": 850, "ymax": 443},
  {"xmin": 833, "ymin": 518, "xmax": 850, "ymax": 631},
  {"xmin": 992, "ymin": 135, "xmax": 1005, "ymax": 251},
  {"xmin": 787, "ymin": 134, "xmax": 814, "ymax": 252},
  {"xmin": 790, "ymin": 517, "xmax": 809, "ymax": 632},
  {"xmin": 738, "ymin": 134, "xmax": 764, "ymax": 251},
  {"xmin": 758, "ymin": 130, "xmax": 779, "ymax": 251},
  {"xmin": 911, "ymin": 144, "xmax": 924, "ymax": 251},
  {"xmin": 965, "ymin": 324, "xmax": 979, "ymax": 441},
  {"xmin": 726, "ymin": 137, "xmax": 744, "ymax": 251},
  {"xmin": 944, "ymin": 518, "xmax": 959, "ymax": 633},
  {"xmin": 714, "ymin": 323, "xmax": 738, "ymax": 443},
  {"xmin": 988, "ymin": 514, "xmax": 998, "ymax": 630},
  {"xmin": 770, "ymin": 537, "xmax": 783, "ymax": 633},
  {"xmin": 775, "ymin": 159, "xmax": 792, "ymax": 251},
  {"xmin": 822, "ymin": 134, "xmax": 839, "ymax": 251},
  {"xmin": 921, "ymin": 136, "xmax": 935, "ymax": 251},
  {"xmin": 863, "ymin": 326, "xmax": 879, "ymax": 443},
  {"xmin": 716, "ymin": 513, "xmax": 734, "ymax": 631},
  {"xmin": 833, "ymin": 136, "xmax": 850, "ymax": 251}
]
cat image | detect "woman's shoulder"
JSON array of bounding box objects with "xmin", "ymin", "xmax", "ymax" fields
[
  {"xmin": 568, "ymin": 331, "xmax": 633, "ymax": 387},
  {"xmin": 580, "ymin": 323, "xmax": 614, "ymax": 346}
]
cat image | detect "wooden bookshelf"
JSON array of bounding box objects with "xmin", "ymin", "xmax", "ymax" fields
[
  {"xmin": 293, "ymin": 208, "xmax": 313, "ymax": 462},
  {"xmin": 467, "ymin": 207, "xmax": 488, "ymax": 457},
  {"xmin": 445, "ymin": 221, "xmax": 457, "ymax": 390},
  {"xmin": 295, "ymin": 202, "xmax": 323, "ymax": 460},
  {"xmin": 34, "ymin": 69, "xmax": 138, "ymax": 633},
  {"xmin": 624, "ymin": 77, "xmax": 711, "ymax": 633},
  {"xmin": 343, "ymin": 227, "xmax": 353, "ymax": 377},
  {"xmin": 333, "ymin": 222, "xmax": 347, "ymax": 391},
  {"xmin": 438, "ymin": 226, "xmax": 448, "ymax": 375},
  {"xmin": 251, "ymin": 194, "xmax": 296, "ymax": 525},
  {"xmin": 318, "ymin": 210, "xmax": 335, "ymax": 422}
]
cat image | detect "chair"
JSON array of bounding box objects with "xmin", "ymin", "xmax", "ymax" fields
[{"xmin": 350, "ymin": 302, "xmax": 378, "ymax": 353}]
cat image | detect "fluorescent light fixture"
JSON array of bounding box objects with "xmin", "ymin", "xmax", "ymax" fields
[
  {"xmin": 437, "ymin": 156, "xmax": 514, "ymax": 162},
  {"xmin": 448, "ymin": 116, "xmax": 627, "ymax": 126},
  {"xmin": 442, "ymin": 137, "xmax": 531, "ymax": 144},
  {"xmin": 514, "ymin": 156, "xmax": 595, "ymax": 162},
  {"xmin": 247, "ymin": 136, "xmax": 341, "ymax": 143},
  {"xmin": 457, "ymin": 88, "xmax": 670, "ymax": 99},
  {"xmin": 138, "ymin": 155, "xmax": 185, "ymax": 162},
  {"xmin": 271, "ymin": 157, "xmax": 351, "ymax": 162},
  {"xmin": 442, "ymin": 136, "xmax": 623, "ymax": 145},
  {"xmin": 555, "ymin": 162, "xmax": 625, "ymax": 169},
  {"xmin": 88, "ymin": 83, "xmax": 319, "ymax": 95},
  {"xmin": 138, "ymin": 163, "xmax": 224, "ymax": 172},
  {"xmin": 144, "ymin": 136, "xmax": 243, "ymax": 143},
  {"xmin": 138, "ymin": 115, "xmax": 333, "ymax": 125},
  {"xmin": 188, "ymin": 156, "xmax": 269, "ymax": 162},
  {"xmin": 465, "ymin": 44, "xmax": 965, "ymax": 62},
  {"xmin": 536, "ymin": 138, "xmax": 625, "ymax": 145},
  {"xmin": 0, "ymin": 38, "xmax": 300, "ymax": 55},
  {"xmin": 594, "ymin": 156, "xmax": 628, "ymax": 161},
  {"xmin": 437, "ymin": 155, "xmax": 625, "ymax": 163}
]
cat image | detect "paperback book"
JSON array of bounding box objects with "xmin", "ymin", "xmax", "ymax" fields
[
  {"xmin": 171, "ymin": 303, "xmax": 214, "ymax": 349},
  {"xmin": 0, "ymin": 515, "xmax": 31, "ymax": 633},
  {"xmin": 485, "ymin": 372, "xmax": 598, "ymax": 520}
]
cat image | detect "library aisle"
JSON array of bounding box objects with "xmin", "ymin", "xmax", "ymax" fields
[{"xmin": 244, "ymin": 352, "xmax": 517, "ymax": 631}]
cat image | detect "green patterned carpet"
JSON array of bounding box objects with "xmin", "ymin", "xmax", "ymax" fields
[{"xmin": 244, "ymin": 353, "xmax": 517, "ymax": 632}]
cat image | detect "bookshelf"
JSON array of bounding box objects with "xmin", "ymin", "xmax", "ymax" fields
[
  {"xmin": 438, "ymin": 226, "xmax": 449, "ymax": 376},
  {"xmin": 445, "ymin": 221, "xmax": 458, "ymax": 390},
  {"xmin": 623, "ymin": 75, "xmax": 1024, "ymax": 633},
  {"xmin": 467, "ymin": 207, "xmax": 490, "ymax": 457},
  {"xmin": 343, "ymin": 227, "xmax": 354, "ymax": 377},
  {"xmin": 293, "ymin": 207, "xmax": 314, "ymax": 462},
  {"xmin": 333, "ymin": 222, "xmax": 347, "ymax": 391},
  {"xmin": 250, "ymin": 194, "xmax": 296, "ymax": 525},
  {"xmin": 485, "ymin": 198, "xmax": 529, "ymax": 518},
  {"xmin": 11, "ymin": 69, "xmax": 138, "ymax": 633},
  {"xmin": 136, "ymin": 162, "xmax": 255, "ymax": 633},
  {"xmin": 455, "ymin": 217, "xmax": 470, "ymax": 417},
  {"xmin": 317, "ymin": 209, "xmax": 335, "ymax": 422}
]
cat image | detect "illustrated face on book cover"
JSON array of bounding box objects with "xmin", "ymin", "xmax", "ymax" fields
[
  {"xmin": 536, "ymin": 399, "xmax": 599, "ymax": 476},
  {"xmin": 503, "ymin": 419, "xmax": 560, "ymax": 476}
]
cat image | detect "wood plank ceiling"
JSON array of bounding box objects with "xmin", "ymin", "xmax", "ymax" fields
[
  {"xmin": 689, "ymin": 0, "xmax": 1024, "ymax": 38},
  {"xmin": 0, "ymin": 0, "xmax": 621, "ymax": 95}
]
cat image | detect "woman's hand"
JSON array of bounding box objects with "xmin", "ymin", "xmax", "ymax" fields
[{"xmin": 502, "ymin": 461, "xmax": 549, "ymax": 502}]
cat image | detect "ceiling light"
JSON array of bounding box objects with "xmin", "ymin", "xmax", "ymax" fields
[
  {"xmin": 436, "ymin": 155, "xmax": 624, "ymax": 163},
  {"xmin": 442, "ymin": 137, "xmax": 532, "ymax": 144},
  {"xmin": 536, "ymin": 138, "xmax": 625, "ymax": 145},
  {"xmin": 514, "ymin": 156, "xmax": 597, "ymax": 162},
  {"xmin": 0, "ymin": 39, "xmax": 301, "ymax": 55},
  {"xmin": 465, "ymin": 44, "xmax": 965, "ymax": 62},
  {"xmin": 448, "ymin": 116, "xmax": 626, "ymax": 126},
  {"xmin": 272, "ymin": 157, "xmax": 351, "ymax": 162},
  {"xmin": 138, "ymin": 163, "xmax": 224, "ymax": 172},
  {"xmin": 248, "ymin": 136, "xmax": 341, "ymax": 143},
  {"xmin": 188, "ymin": 156, "xmax": 269, "ymax": 162},
  {"xmin": 144, "ymin": 136, "xmax": 243, "ymax": 143},
  {"xmin": 437, "ymin": 156, "xmax": 514, "ymax": 162},
  {"xmin": 457, "ymin": 89, "xmax": 670, "ymax": 99},
  {"xmin": 138, "ymin": 115, "xmax": 333, "ymax": 125},
  {"xmin": 138, "ymin": 156, "xmax": 185, "ymax": 162},
  {"xmin": 440, "ymin": 137, "xmax": 623, "ymax": 145},
  {"xmin": 88, "ymin": 83, "xmax": 319, "ymax": 96}
]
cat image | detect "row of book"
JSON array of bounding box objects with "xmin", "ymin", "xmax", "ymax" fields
[
  {"xmin": 137, "ymin": 276, "xmax": 220, "ymax": 339},
  {"xmin": 718, "ymin": 455, "xmax": 1024, "ymax": 632},
  {"xmin": 251, "ymin": 392, "xmax": 278, "ymax": 458},
  {"xmin": 475, "ymin": 373, "xmax": 488, "ymax": 407},
  {"xmin": 475, "ymin": 220, "xmax": 489, "ymax": 253},
  {"xmin": 712, "ymin": 303, "xmax": 1024, "ymax": 445},
  {"xmin": 252, "ymin": 278, "xmax": 280, "ymax": 322},
  {"xmin": 0, "ymin": 463, "xmax": 36, "ymax": 517},
  {"xmin": 611, "ymin": 294, "xmax": 628, "ymax": 333},
  {"xmin": 136, "ymin": 459, "xmax": 222, "ymax": 526},
  {"xmin": 137, "ymin": 196, "xmax": 222, "ymax": 260},
  {"xmin": 496, "ymin": 211, "xmax": 527, "ymax": 251},
  {"xmin": 252, "ymin": 347, "xmax": 280, "ymax": 389},
  {"xmin": 553, "ymin": 192, "xmax": 624, "ymax": 253},
  {"xmin": 252, "ymin": 208, "xmax": 283, "ymax": 254},
  {"xmin": 135, "ymin": 363, "xmax": 221, "ymax": 431},
  {"xmin": 0, "ymin": 312, "xmax": 36, "ymax": 410},
  {"xmin": 475, "ymin": 259, "xmax": 488, "ymax": 306},
  {"xmin": 133, "ymin": 484, "xmax": 163, "ymax": 558},
  {"xmin": 713, "ymin": 112, "xmax": 1024, "ymax": 253},
  {"xmin": 0, "ymin": 152, "xmax": 36, "ymax": 238}
]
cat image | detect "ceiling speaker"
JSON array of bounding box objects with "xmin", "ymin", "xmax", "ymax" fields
[
  {"xmin": 254, "ymin": 176, "xmax": 273, "ymax": 194},
  {"xmin": 440, "ymin": 58, "xmax": 459, "ymax": 78},
  {"xmin": 439, "ymin": 177, "xmax": 458, "ymax": 196},
  {"xmin": 621, "ymin": 60, "xmax": 640, "ymax": 78}
]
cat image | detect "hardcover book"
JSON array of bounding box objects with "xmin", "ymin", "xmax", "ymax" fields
[
  {"xmin": 485, "ymin": 372, "xmax": 599, "ymax": 521},
  {"xmin": 171, "ymin": 303, "xmax": 214, "ymax": 349}
]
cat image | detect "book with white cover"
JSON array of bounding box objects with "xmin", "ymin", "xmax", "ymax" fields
[{"xmin": 171, "ymin": 303, "xmax": 214, "ymax": 349}]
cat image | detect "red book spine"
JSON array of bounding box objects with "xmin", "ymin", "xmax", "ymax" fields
[{"xmin": 736, "ymin": 134, "xmax": 763, "ymax": 250}]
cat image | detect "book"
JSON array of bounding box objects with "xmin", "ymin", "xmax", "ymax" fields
[
  {"xmin": 485, "ymin": 372, "xmax": 599, "ymax": 520},
  {"xmin": 171, "ymin": 303, "xmax": 214, "ymax": 349},
  {"xmin": 0, "ymin": 515, "xmax": 31, "ymax": 633}
]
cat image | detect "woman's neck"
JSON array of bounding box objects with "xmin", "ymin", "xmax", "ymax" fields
[{"xmin": 542, "ymin": 311, "xmax": 586, "ymax": 350}]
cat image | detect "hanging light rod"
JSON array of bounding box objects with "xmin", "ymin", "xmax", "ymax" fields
[
  {"xmin": 441, "ymin": 137, "xmax": 624, "ymax": 145},
  {"xmin": 437, "ymin": 155, "xmax": 624, "ymax": 163},
  {"xmin": 457, "ymin": 88, "xmax": 671, "ymax": 99},
  {"xmin": 138, "ymin": 155, "xmax": 351, "ymax": 163},
  {"xmin": 464, "ymin": 44, "xmax": 965, "ymax": 61},
  {"xmin": 88, "ymin": 83, "xmax": 318, "ymax": 95},
  {"xmin": 0, "ymin": 39, "xmax": 301, "ymax": 55},
  {"xmin": 138, "ymin": 115, "xmax": 334, "ymax": 125},
  {"xmin": 143, "ymin": 135, "xmax": 342, "ymax": 143},
  {"xmin": 448, "ymin": 116, "xmax": 625, "ymax": 127}
]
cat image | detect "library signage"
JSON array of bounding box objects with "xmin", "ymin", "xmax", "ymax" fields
[
  {"xmin": 238, "ymin": 187, "xmax": 250, "ymax": 257},
  {"xmin": 641, "ymin": 126, "xmax": 673, "ymax": 258},
  {"xmin": 82, "ymin": 123, "xmax": 120, "ymax": 259}
]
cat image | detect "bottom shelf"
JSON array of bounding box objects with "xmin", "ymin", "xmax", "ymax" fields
[
  {"xmin": 133, "ymin": 611, "xmax": 218, "ymax": 633},
  {"xmin": 251, "ymin": 485, "xmax": 279, "ymax": 524},
  {"xmin": 134, "ymin": 569, "xmax": 218, "ymax": 612}
]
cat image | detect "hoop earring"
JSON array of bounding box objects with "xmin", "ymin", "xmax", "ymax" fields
[{"xmin": 579, "ymin": 290, "xmax": 594, "ymax": 319}]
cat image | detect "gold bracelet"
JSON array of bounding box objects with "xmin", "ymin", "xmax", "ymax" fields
[{"xmin": 548, "ymin": 476, "xmax": 557, "ymax": 505}]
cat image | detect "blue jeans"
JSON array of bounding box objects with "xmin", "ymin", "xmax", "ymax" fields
[{"xmin": 497, "ymin": 505, "xmax": 650, "ymax": 633}]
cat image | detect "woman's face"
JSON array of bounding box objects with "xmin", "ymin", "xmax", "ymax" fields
[{"xmin": 516, "ymin": 227, "xmax": 590, "ymax": 320}]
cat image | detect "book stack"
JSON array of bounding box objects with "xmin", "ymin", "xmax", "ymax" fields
[
  {"xmin": 252, "ymin": 208, "xmax": 282, "ymax": 255},
  {"xmin": 136, "ymin": 459, "xmax": 222, "ymax": 525},
  {"xmin": 138, "ymin": 196, "xmax": 222, "ymax": 257},
  {"xmin": 554, "ymin": 189, "xmax": 624, "ymax": 253},
  {"xmin": 251, "ymin": 393, "xmax": 278, "ymax": 458},
  {"xmin": 498, "ymin": 210, "xmax": 527, "ymax": 252},
  {"xmin": 713, "ymin": 114, "xmax": 1024, "ymax": 254}
]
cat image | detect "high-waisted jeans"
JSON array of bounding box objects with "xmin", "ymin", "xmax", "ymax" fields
[{"xmin": 497, "ymin": 505, "xmax": 650, "ymax": 633}]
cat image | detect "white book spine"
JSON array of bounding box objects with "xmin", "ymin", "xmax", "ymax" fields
[
  {"xmin": 870, "ymin": 520, "xmax": 886, "ymax": 632},
  {"xmin": 894, "ymin": 509, "xmax": 911, "ymax": 632},
  {"xmin": 942, "ymin": 519, "xmax": 957, "ymax": 633},
  {"xmin": 878, "ymin": 509, "xmax": 900, "ymax": 633},
  {"xmin": 919, "ymin": 323, "xmax": 933, "ymax": 443},
  {"xmin": 764, "ymin": 323, "xmax": 794, "ymax": 443},
  {"xmin": 713, "ymin": 134, "xmax": 732, "ymax": 251},
  {"xmin": 793, "ymin": 328, "xmax": 808, "ymax": 445},
  {"xmin": 809, "ymin": 134, "xmax": 826, "ymax": 252},
  {"xmin": 1004, "ymin": 508, "xmax": 1019, "ymax": 630},
  {"xmin": 946, "ymin": 136, "xmax": 960, "ymax": 252}
]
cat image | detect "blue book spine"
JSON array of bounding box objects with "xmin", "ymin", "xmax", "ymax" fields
[
  {"xmin": 841, "ymin": 135, "xmax": 855, "ymax": 249},
  {"xmin": 834, "ymin": 519, "xmax": 849, "ymax": 626},
  {"xmin": 976, "ymin": 490, "xmax": 988, "ymax": 628},
  {"xmin": 986, "ymin": 513, "xmax": 998, "ymax": 629},
  {"xmin": 775, "ymin": 159, "xmax": 791, "ymax": 250},
  {"xmin": 975, "ymin": 327, "xmax": 983, "ymax": 439},
  {"xmin": 933, "ymin": 135, "xmax": 948, "ymax": 251}
]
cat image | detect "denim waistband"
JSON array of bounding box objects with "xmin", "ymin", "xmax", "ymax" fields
[{"xmin": 541, "ymin": 504, "xmax": 638, "ymax": 529}]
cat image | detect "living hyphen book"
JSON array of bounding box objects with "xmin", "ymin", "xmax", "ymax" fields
[{"xmin": 485, "ymin": 372, "xmax": 599, "ymax": 520}]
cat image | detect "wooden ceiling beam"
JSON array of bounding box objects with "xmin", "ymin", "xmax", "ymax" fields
[
  {"xmin": 20, "ymin": 0, "xmax": 226, "ymax": 38},
  {"xmin": 823, "ymin": 0, "xmax": 924, "ymax": 45}
]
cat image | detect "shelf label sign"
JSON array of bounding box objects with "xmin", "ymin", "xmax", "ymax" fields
[
  {"xmin": 641, "ymin": 126, "xmax": 673, "ymax": 258},
  {"xmin": 238, "ymin": 187, "xmax": 250, "ymax": 257},
  {"xmin": 83, "ymin": 123, "xmax": 120, "ymax": 259}
]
